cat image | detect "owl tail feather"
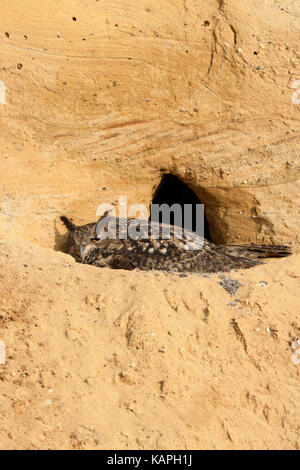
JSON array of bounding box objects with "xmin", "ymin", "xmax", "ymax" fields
[{"xmin": 220, "ymin": 244, "xmax": 292, "ymax": 260}]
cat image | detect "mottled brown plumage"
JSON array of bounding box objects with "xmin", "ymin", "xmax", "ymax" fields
[
  {"xmin": 60, "ymin": 216, "xmax": 291, "ymax": 274},
  {"xmin": 60, "ymin": 215, "xmax": 97, "ymax": 262}
]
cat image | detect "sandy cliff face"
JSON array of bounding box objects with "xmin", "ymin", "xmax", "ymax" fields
[{"xmin": 0, "ymin": 0, "xmax": 299, "ymax": 449}]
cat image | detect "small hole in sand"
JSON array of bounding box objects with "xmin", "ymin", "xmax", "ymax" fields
[{"xmin": 150, "ymin": 174, "xmax": 212, "ymax": 241}]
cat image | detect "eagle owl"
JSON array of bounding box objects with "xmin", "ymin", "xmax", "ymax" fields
[{"xmin": 60, "ymin": 215, "xmax": 291, "ymax": 274}]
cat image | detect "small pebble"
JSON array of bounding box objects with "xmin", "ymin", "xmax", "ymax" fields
[{"xmin": 219, "ymin": 276, "xmax": 242, "ymax": 295}]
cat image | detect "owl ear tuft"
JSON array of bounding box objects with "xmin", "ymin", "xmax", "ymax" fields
[
  {"xmin": 97, "ymin": 209, "xmax": 114, "ymax": 223},
  {"xmin": 60, "ymin": 216, "xmax": 76, "ymax": 232}
]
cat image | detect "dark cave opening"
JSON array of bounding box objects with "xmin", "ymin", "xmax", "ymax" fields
[{"xmin": 149, "ymin": 174, "xmax": 212, "ymax": 241}]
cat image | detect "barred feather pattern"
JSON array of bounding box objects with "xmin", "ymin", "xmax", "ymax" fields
[{"xmin": 60, "ymin": 216, "xmax": 291, "ymax": 274}]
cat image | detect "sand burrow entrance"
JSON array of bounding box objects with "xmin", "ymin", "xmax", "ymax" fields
[{"xmin": 149, "ymin": 174, "xmax": 212, "ymax": 241}]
